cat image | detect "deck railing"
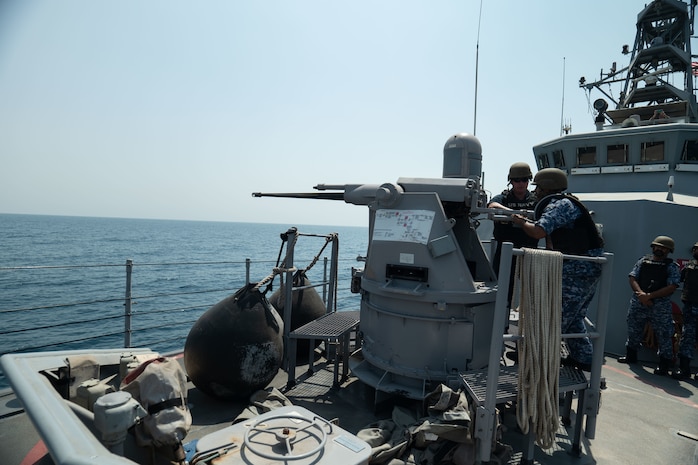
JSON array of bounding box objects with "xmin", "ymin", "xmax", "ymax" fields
[{"xmin": 0, "ymin": 256, "xmax": 360, "ymax": 361}]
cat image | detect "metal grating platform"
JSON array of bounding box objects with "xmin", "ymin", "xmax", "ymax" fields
[
  {"xmin": 460, "ymin": 365, "xmax": 588, "ymax": 406},
  {"xmin": 288, "ymin": 310, "xmax": 361, "ymax": 387},
  {"xmin": 290, "ymin": 310, "xmax": 360, "ymax": 339}
]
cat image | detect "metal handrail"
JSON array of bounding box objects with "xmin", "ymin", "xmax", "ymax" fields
[
  {"xmin": 474, "ymin": 242, "xmax": 614, "ymax": 462},
  {"xmin": 0, "ymin": 256, "xmax": 358, "ymax": 359}
]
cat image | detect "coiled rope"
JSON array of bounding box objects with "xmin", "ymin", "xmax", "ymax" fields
[{"xmin": 515, "ymin": 247, "xmax": 563, "ymax": 449}]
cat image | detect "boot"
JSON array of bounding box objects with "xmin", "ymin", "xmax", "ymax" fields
[
  {"xmin": 618, "ymin": 348, "xmax": 637, "ymax": 364},
  {"xmin": 653, "ymin": 357, "xmax": 673, "ymax": 376},
  {"xmin": 672, "ymin": 356, "xmax": 692, "ymax": 380}
]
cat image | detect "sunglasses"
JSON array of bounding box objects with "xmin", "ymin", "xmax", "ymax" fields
[{"xmin": 510, "ymin": 178, "xmax": 530, "ymax": 183}]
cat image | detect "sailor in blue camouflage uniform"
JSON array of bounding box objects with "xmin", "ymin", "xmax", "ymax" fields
[
  {"xmin": 673, "ymin": 241, "xmax": 698, "ymax": 380},
  {"xmin": 618, "ymin": 236, "xmax": 680, "ymax": 376},
  {"xmin": 512, "ymin": 168, "xmax": 604, "ymax": 371}
]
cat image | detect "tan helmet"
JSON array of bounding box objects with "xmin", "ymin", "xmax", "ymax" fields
[
  {"xmin": 651, "ymin": 235, "xmax": 675, "ymax": 253},
  {"xmin": 532, "ymin": 168, "xmax": 567, "ymax": 190},
  {"xmin": 692, "ymin": 241, "xmax": 698, "ymax": 250},
  {"xmin": 508, "ymin": 162, "xmax": 532, "ymax": 180}
]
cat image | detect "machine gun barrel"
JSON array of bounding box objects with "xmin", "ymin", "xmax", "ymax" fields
[
  {"xmin": 251, "ymin": 192, "xmax": 345, "ymax": 200},
  {"xmin": 253, "ymin": 184, "xmax": 381, "ymax": 206},
  {"xmin": 471, "ymin": 206, "xmax": 535, "ymax": 223}
]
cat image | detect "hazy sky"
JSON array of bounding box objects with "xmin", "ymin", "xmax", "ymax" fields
[{"xmin": 0, "ymin": 1, "xmax": 645, "ymax": 227}]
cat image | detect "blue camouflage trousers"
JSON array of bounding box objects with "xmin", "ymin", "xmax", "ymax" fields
[
  {"xmin": 625, "ymin": 297, "xmax": 674, "ymax": 358},
  {"xmin": 562, "ymin": 271, "xmax": 601, "ymax": 365},
  {"xmin": 679, "ymin": 301, "xmax": 698, "ymax": 359}
]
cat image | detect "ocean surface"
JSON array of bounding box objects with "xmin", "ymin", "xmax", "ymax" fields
[{"xmin": 0, "ymin": 214, "xmax": 368, "ymax": 389}]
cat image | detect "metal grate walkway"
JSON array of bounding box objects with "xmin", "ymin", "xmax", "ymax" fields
[
  {"xmin": 460, "ymin": 365, "xmax": 588, "ymax": 406},
  {"xmin": 290, "ymin": 310, "xmax": 360, "ymax": 339}
]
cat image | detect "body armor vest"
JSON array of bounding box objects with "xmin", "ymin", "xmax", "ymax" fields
[
  {"xmin": 638, "ymin": 256, "xmax": 672, "ymax": 293},
  {"xmin": 682, "ymin": 259, "xmax": 698, "ymax": 304},
  {"xmin": 534, "ymin": 193, "xmax": 604, "ymax": 255},
  {"xmin": 492, "ymin": 190, "xmax": 538, "ymax": 248}
]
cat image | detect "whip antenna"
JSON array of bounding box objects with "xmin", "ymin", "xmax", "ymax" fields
[
  {"xmin": 560, "ymin": 57, "xmax": 566, "ymax": 136},
  {"xmin": 473, "ymin": 0, "xmax": 483, "ymax": 135}
]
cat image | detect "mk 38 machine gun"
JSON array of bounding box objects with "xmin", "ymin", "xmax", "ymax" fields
[{"xmin": 253, "ymin": 133, "xmax": 533, "ymax": 400}]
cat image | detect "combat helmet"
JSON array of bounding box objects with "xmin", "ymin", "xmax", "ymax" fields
[
  {"xmin": 532, "ymin": 168, "xmax": 567, "ymax": 190},
  {"xmin": 508, "ymin": 162, "xmax": 532, "ymax": 181},
  {"xmin": 651, "ymin": 235, "xmax": 675, "ymax": 253}
]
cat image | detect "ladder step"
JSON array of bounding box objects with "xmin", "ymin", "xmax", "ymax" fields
[
  {"xmin": 460, "ymin": 365, "xmax": 588, "ymax": 406},
  {"xmin": 289, "ymin": 310, "xmax": 360, "ymax": 339}
]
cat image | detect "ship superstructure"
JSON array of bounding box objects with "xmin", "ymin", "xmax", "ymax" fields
[{"xmin": 533, "ymin": 0, "xmax": 698, "ymax": 355}]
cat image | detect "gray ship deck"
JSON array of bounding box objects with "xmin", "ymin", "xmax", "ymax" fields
[{"xmin": 1, "ymin": 346, "xmax": 697, "ymax": 465}]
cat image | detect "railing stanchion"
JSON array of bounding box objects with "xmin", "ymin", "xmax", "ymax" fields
[
  {"xmin": 322, "ymin": 257, "xmax": 328, "ymax": 307},
  {"xmin": 283, "ymin": 228, "xmax": 297, "ymax": 374},
  {"xmin": 329, "ymin": 234, "xmax": 339, "ymax": 313},
  {"xmin": 124, "ymin": 259, "xmax": 133, "ymax": 348}
]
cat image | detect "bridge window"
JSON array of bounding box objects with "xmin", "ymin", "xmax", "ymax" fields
[
  {"xmin": 552, "ymin": 150, "xmax": 565, "ymax": 168},
  {"xmin": 641, "ymin": 141, "xmax": 665, "ymax": 162},
  {"xmin": 576, "ymin": 146, "xmax": 597, "ymax": 166},
  {"xmin": 681, "ymin": 139, "xmax": 698, "ymax": 161},
  {"xmin": 607, "ymin": 144, "xmax": 628, "ymax": 164},
  {"xmin": 537, "ymin": 153, "xmax": 550, "ymax": 168}
]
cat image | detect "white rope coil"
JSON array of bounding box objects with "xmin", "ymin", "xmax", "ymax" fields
[{"xmin": 515, "ymin": 247, "xmax": 563, "ymax": 449}]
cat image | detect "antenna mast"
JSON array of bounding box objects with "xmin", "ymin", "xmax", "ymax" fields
[
  {"xmin": 560, "ymin": 57, "xmax": 566, "ymax": 136},
  {"xmin": 473, "ymin": 0, "xmax": 483, "ymax": 135}
]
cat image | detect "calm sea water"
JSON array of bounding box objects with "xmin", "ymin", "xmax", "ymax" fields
[{"xmin": 0, "ymin": 214, "xmax": 368, "ymax": 389}]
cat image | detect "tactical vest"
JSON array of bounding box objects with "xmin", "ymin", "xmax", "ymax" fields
[
  {"xmin": 492, "ymin": 190, "xmax": 538, "ymax": 248},
  {"xmin": 682, "ymin": 259, "xmax": 698, "ymax": 304},
  {"xmin": 534, "ymin": 193, "xmax": 604, "ymax": 255},
  {"xmin": 638, "ymin": 256, "xmax": 672, "ymax": 293}
]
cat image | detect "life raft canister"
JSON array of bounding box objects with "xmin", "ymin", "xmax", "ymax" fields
[{"xmin": 184, "ymin": 284, "xmax": 284, "ymax": 400}]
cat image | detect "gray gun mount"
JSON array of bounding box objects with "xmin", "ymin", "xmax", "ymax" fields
[
  {"xmin": 253, "ymin": 177, "xmax": 533, "ymax": 224},
  {"xmin": 254, "ymin": 175, "xmax": 529, "ymax": 399}
]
